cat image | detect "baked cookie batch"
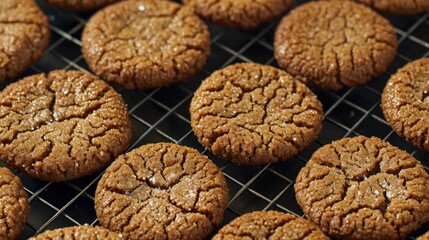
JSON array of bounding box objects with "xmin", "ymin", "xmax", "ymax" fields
[{"xmin": 0, "ymin": 0, "xmax": 428, "ymax": 239}]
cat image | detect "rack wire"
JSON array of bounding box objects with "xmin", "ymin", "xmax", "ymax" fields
[{"xmin": 1, "ymin": 0, "xmax": 428, "ymax": 239}]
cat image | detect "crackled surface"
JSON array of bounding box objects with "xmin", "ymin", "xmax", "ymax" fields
[
  {"xmin": 95, "ymin": 143, "xmax": 228, "ymax": 240},
  {"xmin": 82, "ymin": 0, "xmax": 210, "ymax": 90},
  {"xmin": 0, "ymin": 167, "xmax": 29, "ymax": 240},
  {"xmin": 45, "ymin": 0, "xmax": 122, "ymax": 11},
  {"xmin": 29, "ymin": 225, "xmax": 122, "ymax": 240},
  {"xmin": 295, "ymin": 136, "xmax": 429, "ymax": 240},
  {"xmin": 274, "ymin": 1, "xmax": 397, "ymax": 90},
  {"xmin": 182, "ymin": 0, "xmax": 294, "ymax": 30},
  {"xmin": 325, "ymin": 0, "xmax": 429, "ymax": 15},
  {"xmin": 212, "ymin": 211, "xmax": 329, "ymax": 240},
  {"xmin": 0, "ymin": 0, "xmax": 50, "ymax": 83},
  {"xmin": 190, "ymin": 63, "xmax": 323, "ymax": 165},
  {"xmin": 382, "ymin": 58, "xmax": 429, "ymax": 152},
  {"xmin": 0, "ymin": 70, "xmax": 132, "ymax": 182}
]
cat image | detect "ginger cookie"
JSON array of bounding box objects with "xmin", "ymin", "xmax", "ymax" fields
[
  {"xmin": 82, "ymin": 0, "xmax": 210, "ymax": 90},
  {"xmin": 212, "ymin": 211, "xmax": 329, "ymax": 240},
  {"xmin": 190, "ymin": 63, "xmax": 323, "ymax": 165},
  {"xmin": 0, "ymin": 70, "xmax": 132, "ymax": 182},
  {"xmin": 295, "ymin": 136, "xmax": 429, "ymax": 240},
  {"xmin": 182, "ymin": 0, "xmax": 294, "ymax": 30},
  {"xmin": 29, "ymin": 225, "xmax": 122, "ymax": 240},
  {"xmin": 95, "ymin": 143, "xmax": 228, "ymax": 240},
  {"xmin": 382, "ymin": 58, "xmax": 429, "ymax": 152},
  {"xmin": 44, "ymin": 0, "xmax": 122, "ymax": 11},
  {"xmin": 0, "ymin": 167, "xmax": 29, "ymax": 240},
  {"xmin": 0, "ymin": 0, "xmax": 50, "ymax": 84},
  {"xmin": 274, "ymin": 1, "xmax": 397, "ymax": 90}
]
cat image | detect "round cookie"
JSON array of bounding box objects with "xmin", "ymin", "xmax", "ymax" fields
[
  {"xmin": 0, "ymin": 0, "xmax": 50, "ymax": 84},
  {"xmin": 295, "ymin": 136, "xmax": 429, "ymax": 240},
  {"xmin": 82, "ymin": 0, "xmax": 210, "ymax": 90},
  {"xmin": 44, "ymin": 0, "xmax": 122, "ymax": 11},
  {"xmin": 95, "ymin": 143, "xmax": 228, "ymax": 240},
  {"xmin": 190, "ymin": 63, "xmax": 323, "ymax": 165},
  {"xmin": 212, "ymin": 211, "xmax": 329, "ymax": 240},
  {"xmin": 418, "ymin": 231, "xmax": 429, "ymax": 240},
  {"xmin": 0, "ymin": 167, "xmax": 29, "ymax": 240},
  {"xmin": 182, "ymin": 0, "xmax": 294, "ymax": 30},
  {"xmin": 0, "ymin": 70, "xmax": 132, "ymax": 182},
  {"xmin": 274, "ymin": 1, "xmax": 397, "ymax": 90},
  {"xmin": 382, "ymin": 58, "xmax": 429, "ymax": 152},
  {"xmin": 29, "ymin": 225, "xmax": 122, "ymax": 240}
]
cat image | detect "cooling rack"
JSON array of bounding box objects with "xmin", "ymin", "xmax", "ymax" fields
[{"xmin": 1, "ymin": 0, "xmax": 428, "ymax": 239}]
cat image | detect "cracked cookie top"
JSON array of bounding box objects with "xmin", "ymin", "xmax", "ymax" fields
[
  {"xmin": 212, "ymin": 211, "xmax": 329, "ymax": 240},
  {"xmin": 82, "ymin": 0, "xmax": 210, "ymax": 90},
  {"xmin": 190, "ymin": 63, "xmax": 323, "ymax": 165},
  {"xmin": 382, "ymin": 58, "xmax": 429, "ymax": 152},
  {"xmin": 0, "ymin": 167, "xmax": 29, "ymax": 240},
  {"xmin": 274, "ymin": 1, "xmax": 397, "ymax": 90},
  {"xmin": 0, "ymin": 0, "xmax": 50, "ymax": 84},
  {"xmin": 295, "ymin": 136, "xmax": 429, "ymax": 240},
  {"xmin": 182, "ymin": 0, "xmax": 294, "ymax": 30},
  {"xmin": 0, "ymin": 70, "xmax": 132, "ymax": 182},
  {"xmin": 29, "ymin": 225, "xmax": 122, "ymax": 240},
  {"xmin": 95, "ymin": 142, "xmax": 228, "ymax": 240},
  {"xmin": 44, "ymin": 0, "xmax": 122, "ymax": 11}
]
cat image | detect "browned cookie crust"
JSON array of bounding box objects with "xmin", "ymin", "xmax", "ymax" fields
[
  {"xmin": 0, "ymin": 70, "xmax": 132, "ymax": 182},
  {"xmin": 323, "ymin": 0, "xmax": 429, "ymax": 15},
  {"xmin": 295, "ymin": 136, "xmax": 429, "ymax": 240},
  {"xmin": 274, "ymin": 1, "xmax": 397, "ymax": 90},
  {"xmin": 212, "ymin": 211, "xmax": 329, "ymax": 240},
  {"xmin": 382, "ymin": 58, "xmax": 429, "ymax": 152},
  {"xmin": 82, "ymin": 0, "xmax": 210, "ymax": 90},
  {"xmin": 0, "ymin": 0, "xmax": 50, "ymax": 84},
  {"xmin": 0, "ymin": 167, "xmax": 29, "ymax": 240},
  {"xmin": 182, "ymin": 0, "xmax": 294, "ymax": 30},
  {"xmin": 190, "ymin": 63, "xmax": 323, "ymax": 165},
  {"xmin": 29, "ymin": 225, "xmax": 122, "ymax": 240},
  {"xmin": 418, "ymin": 231, "xmax": 429, "ymax": 240},
  {"xmin": 44, "ymin": 0, "xmax": 122, "ymax": 11},
  {"xmin": 95, "ymin": 143, "xmax": 228, "ymax": 240}
]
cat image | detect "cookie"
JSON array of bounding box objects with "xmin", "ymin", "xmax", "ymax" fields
[
  {"xmin": 418, "ymin": 232, "xmax": 429, "ymax": 240},
  {"xmin": 95, "ymin": 143, "xmax": 228, "ymax": 240},
  {"xmin": 274, "ymin": 1, "xmax": 397, "ymax": 90},
  {"xmin": 295, "ymin": 136, "xmax": 429, "ymax": 240},
  {"xmin": 0, "ymin": 167, "xmax": 29, "ymax": 240},
  {"xmin": 212, "ymin": 211, "xmax": 329, "ymax": 240},
  {"xmin": 382, "ymin": 58, "xmax": 429, "ymax": 152},
  {"xmin": 182, "ymin": 0, "xmax": 294, "ymax": 30},
  {"xmin": 44, "ymin": 0, "xmax": 122, "ymax": 11},
  {"xmin": 29, "ymin": 225, "xmax": 122, "ymax": 240},
  {"xmin": 0, "ymin": 70, "xmax": 132, "ymax": 182},
  {"xmin": 82, "ymin": 0, "xmax": 210, "ymax": 90},
  {"xmin": 190, "ymin": 63, "xmax": 323, "ymax": 165},
  {"xmin": 323, "ymin": 0, "xmax": 429, "ymax": 15},
  {"xmin": 0, "ymin": 0, "xmax": 50, "ymax": 84}
]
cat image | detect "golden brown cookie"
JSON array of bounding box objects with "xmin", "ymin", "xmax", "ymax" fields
[
  {"xmin": 295, "ymin": 136, "xmax": 429, "ymax": 240},
  {"xmin": 29, "ymin": 225, "xmax": 122, "ymax": 240},
  {"xmin": 0, "ymin": 0, "xmax": 50, "ymax": 83},
  {"xmin": 0, "ymin": 167, "xmax": 29, "ymax": 240},
  {"xmin": 274, "ymin": 1, "xmax": 397, "ymax": 90},
  {"xmin": 95, "ymin": 143, "xmax": 228, "ymax": 240},
  {"xmin": 0, "ymin": 70, "xmax": 132, "ymax": 182},
  {"xmin": 182, "ymin": 0, "xmax": 294, "ymax": 30},
  {"xmin": 82, "ymin": 0, "xmax": 210, "ymax": 90},
  {"xmin": 212, "ymin": 211, "xmax": 329, "ymax": 240},
  {"xmin": 44, "ymin": 0, "xmax": 122, "ymax": 11},
  {"xmin": 382, "ymin": 58, "xmax": 429, "ymax": 152},
  {"xmin": 190, "ymin": 63, "xmax": 323, "ymax": 165}
]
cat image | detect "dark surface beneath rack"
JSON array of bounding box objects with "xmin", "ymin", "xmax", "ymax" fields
[{"xmin": 1, "ymin": 0, "xmax": 429, "ymax": 239}]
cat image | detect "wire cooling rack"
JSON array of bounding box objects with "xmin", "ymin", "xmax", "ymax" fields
[{"xmin": 1, "ymin": 0, "xmax": 428, "ymax": 239}]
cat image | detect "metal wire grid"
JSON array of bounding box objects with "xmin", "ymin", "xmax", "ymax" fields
[{"xmin": 0, "ymin": 0, "xmax": 427, "ymax": 239}]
